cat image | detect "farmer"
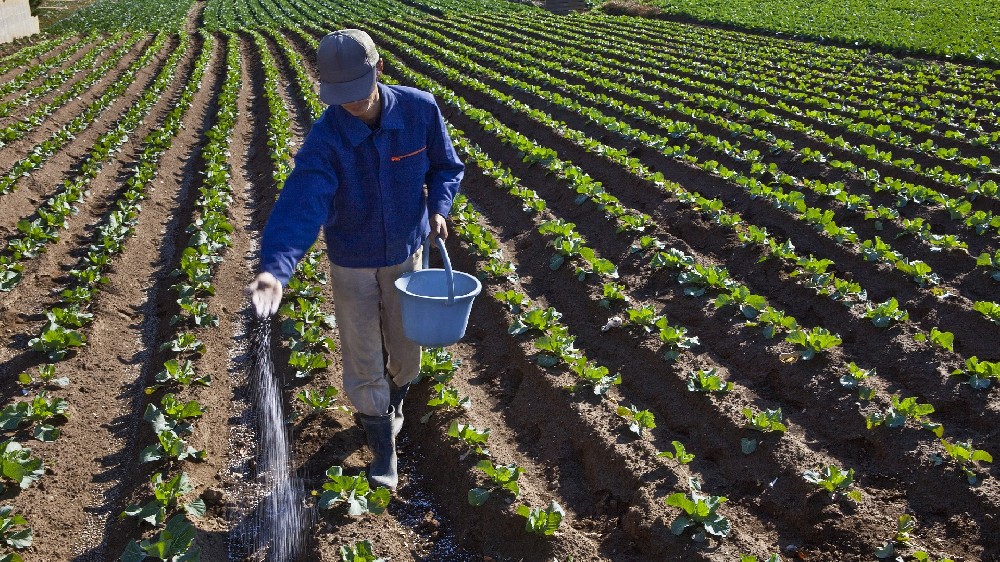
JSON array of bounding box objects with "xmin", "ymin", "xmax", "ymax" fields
[{"xmin": 245, "ymin": 29, "xmax": 464, "ymax": 490}]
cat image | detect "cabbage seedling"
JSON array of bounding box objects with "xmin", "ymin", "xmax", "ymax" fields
[
  {"xmin": 657, "ymin": 441, "xmax": 694, "ymax": 464},
  {"xmin": 120, "ymin": 514, "xmax": 199, "ymax": 562},
  {"xmin": 0, "ymin": 441, "xmax": 44, "ymax": 493},
  {"xmin": 516, "ymin": 500, "xmax": 564, "ymax": 536},
  {"xmin": 665, "ymin": 478, "xmax": 730, "ymax": 541},
  {"xmin": 930, "ymin": 440, "xmax": 993, "ymax": 484},
  {"xmin": 864, "ymin": 298, "xmax": 909, "ymax": 327},
  {"xmin": 874, "ymin": 514, "xmax": 916, "ymax": 559},
  {"xmin": 447, "ymin": 421, "xmax": 490, "ymax": 459},
  {"xmin": 802, "ymin": 465, "xmax": 863, "ymax": 503},
  {"xmin": 0, "ymin": 505, "xmax": 32, "ymax": 552},
  {"xmin": 338, "ymin": 540, "xmax": 384, "ymax": 562},
  {"xmin": 121, "ymin": 472, "xmax": 206, "ymax": 526},
  {"xmin": 950, "ymin": 356, "xmax": 1000, "ymax": 389},
  {"xmin": 317, "ymin": 466, "xmax": 390, "ymax": 516},
  {"xmin": 616, "ymin": 404, "xmax": 656, "ymax": 438},
  {"xmin": 687, "ymin": 369, "xmax": 732, "ymax": 393},
  {"xmin": 468, "ymin": 460, "xmax": 523, "ymax": 506}
]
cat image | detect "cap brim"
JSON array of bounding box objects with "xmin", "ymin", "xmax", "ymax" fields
[{"xmin": 320, "ymin": 68, "xmax": 376, "ymax": 105}]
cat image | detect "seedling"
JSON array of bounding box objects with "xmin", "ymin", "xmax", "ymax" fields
[
  {"xmin": 448, "ymin": 420, "xmax": 490, "ymax": 459},
  {"xmin": 714, "ymin": 286, "xmax": 767, "ymax": 319},
  {"xmin": 785, "ymin": 327, "xmax": 842, "ymax": 360},
  {"xmin": 17, "ymin": 364, "xmax": 69, "ymax": 390},
  {"xmin": 295, "ymin": 386, "xmax": 342, "ymax": 411},
  {"xmin": 866, "ymin": 395, "xmax": 943, "ymax": 437},
  {"xmin": 120, "ymin": 514, "xmax": 199, "ymax": 561},
  {"xmin": 516, "ymin": 500, "xmax": 564, "ymax": 536},
  {"xmin": 0, "ymin": 393, "xmax": 69, "ymax": 442},
  {"xmin": 655, "ymin": 317, "xmax": 699, "ymax": 361},
  {"xmin": 616, "ymin": 404, "xmax": 656, "ymax": 438},
  {"xmin": 950, "ymin": 356, "xmax": 1000, "ymax": 389},
  {"xmin": 0, "ymin": 505, "xmax": 32, "ymax": 553},
  {"xmin": 338, "ymin": 540, "xmax": 384, "ymax": 562},
  {"xmin": 121, "ymin": 472, "xmax": 206, "ymax": 526},
  {"xmin": 28, "ymin": 321, "xmax": 85, "ymax": 361},
  {"xmin": 976, "ymin": 250, "xmax": 1000, "ymax": 281},
  {"xmin": 533, "ymin": 328, "xmax": 578, "ymax": 367},
  {"xmin": 598, "ymin": 282, "xmax": 627, "ymax": 308},
  {"xmin": 874, "ymin": 514, "xmax": 916, "ymax": 559},
  {"xmin": 740, "ymin": 556, "xmax": 780, "ymax": 562},
  {"xmin": 657, "ymin": 441, "xmax": 694, "ymax": 464},
  {"xmin": 419, "ymin": 347, "xmax": 459, "ymax": 383},
  {"xmin": 509, "ymin": 306, "xmax": 561, "ymax": 335},
  {"xmin": 316, "ymin": 466, "xmax": 390, "ymax": 516},
  {"xmin": 930, "ymin": 439, "xmax": 993, "ymax": 484},
  {"xmin": 159, "ymin": 332, "xmax": 205, "ymax": 355},
  {"xmin": 741, "ymin": 408, "xmax": 787, "ymax": 434},
  {"xmin": 153, "ymin": 359, "xmax": 211, "ymax": 388},
  {"xmin": 665, "ymin": 477, "xmax": 730, "ymax": 541},
  {"xmin": 840, "ymin": 363, "xmax": 875, "ymax": 401},
  {"xmin": 567, "ymin": 356, "xmax": 621, "ymax": 396},
  {"xmin": 468, "ymin": 460, "xmax": 523, "ymax": 506},
  {"xmin": 802, "ymin": 465, "xmax": 862, "ymax": 502},
  {"xmin": 496, "ymin": 290, "xmax": 528, "ymax": 313},
  {"xmin": 750, "ymin": 307, "xmax": 798, "ymax": 339},
  {"xmin": 914, "ymin": 327, "xmax": 955, "ymax": 352},
  {"xmin": 0, "ymin": 440, "xmax": 44, "ymax": 493},
  {"xmin": 625, "ymin": 305, "xmax": 660, "ymax": 333},
  {"xmin": 687, "ymin": 369, "xmax": 733, "ymax": 393},
  {"xmin": 864, "ymin": 298, "xmax": 909, "ymax": 327},
  {"xmin": 972, "ymin": 301, "xmax": 1000, "ymax": 324}
]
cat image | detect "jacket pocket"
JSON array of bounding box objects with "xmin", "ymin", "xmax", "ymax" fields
[{"xmin": 391, "ymin": 145, "xmax": 427, "ymax": 162}]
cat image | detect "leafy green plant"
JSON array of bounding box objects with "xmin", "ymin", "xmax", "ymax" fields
[
  {"xmin": 866, "ymin": 396, "xmax": 943, "ymax": 437},
  {"xmin": 655, "ymin": 317, "xmax": 699, "ymax": 361},
  {"xmin": 153, "ymin": 359, "xmax": 211, "ymax": 388},
  {"xmin": 0, "ymin": 393, "xmax": 69, "ymax": 442},
  {"xmin": 687, "ymin": 369, "xmax": 732, "ymax": 393},
  {"xmin": 616, "ymin": 404, "xmax": 656, "ymax": 438},
  {"xmin": 741, "ymin": 408, "xmax": 787, "ymax": 434},
  {"xmin": 972, "ymin": 301, "xmax": 1000, "ymax": 324},
  {"xmin": 159, "ymin": 332, "xmax": 205, "ymax": 355},
  {"xmin": 533, "ymin": 327, "xmax": 578, "ymax": 367},
  {"xmin": 338, "ymin": 540, "xmax": 384, "ymax": 562},
  {"xmin": 665, "ymin": 477, "xmax": 730, "ymax": 541},
  {"xmin": 840, "ymin": 362, "xmax": 875, "ymax": 401},
  {"xmin": 516, "ymin": 500, "xmax": 564, "ymax": 536},
  {"xmin": 598, "ymin": 282, "xmax": 627, "ymax": 308},
  {"xmin": 864, "ymin": 297, "xmax": 909, "ymax": 327},
  {"xmin": 496, "ymin": 289, "xmax": 528, "ymax": 313},
  {"xmin": 874, "ymin": 514, "xmax": 916, "ymax": 559},
  {"xmin": 785, "ymin": 327, "xmax": 842, "ymax": 360},
  {"xmin": 121, "ymin": 472, "xmax": 206, "ymax": 526},
  {"xmin": 17, "ymin": 364, "xmax": 68, "ymax": 389},
  {"xmin": 316, "ymin": 466, "xmax": 390, "ymax": 516},
  {"xmin": 567, "ymin": 356, "xmax": 621, "ymax": 396},
  {"xmin": 930, "ymin": 440, "xmax": 993, "ymax": 484},
  {"xmin": 509, "ymin": 307, "xmax": 562, "ymax": 335},
  {"xmin": 657, "ymin": 441, "xmax": 694, "ymax": 464},
  {"xmin": 0, "ymin": 505, "xmax": 32, "ymax": 554},
  {"xmin": 469, "ymin": 460, "xmax": 523, "ymax": 506},
  {"xmin": 120, "ymin": 514, "xmax": 199, "ymax": 562},
  {"xmin": 625, "ymin": 304, "xmax": 660, "ymax": 333},
  {"xmin": 802, "ymin": 465, "xmax": 862, "ymax": 502},
  {"xmin": 950, "ymin": 356, "xmax": 1000, "ymax": 389},
  {"xmin": 448, "ymin": 421, "xmax": 490, "ymax": 459},
  {"xmin": 976, "ymin": 250, "xmax": 1000, "ymax": 281},
  {"xmin": 750, "ymin": 307, "xmax": 798, "ymax": 339},
  {"xmin": 740, "ymin": 555, "xmax": 781, "ymax": 562},
  {"xmin": 27, "ymin": 321, "xmax": 85, "ymax": 361},
  {"xmin": 0, "ymin": 441, "xmax": 44, "ymax": 493},
  {"xmin": 914, "ymin": 327, "xmax": 955, "ymax": 352},
  {"xmin": 295, "ymin": 386, "xmax": 342, "ymax": 411},
  {"xmin": 714, "ymin": 286, "xmax": 767, "ymax": 319}
]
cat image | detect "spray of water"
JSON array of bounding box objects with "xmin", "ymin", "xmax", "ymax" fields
[{"xmin": 243, "ymin": 315, "xmax": 307, "ymax": 561}]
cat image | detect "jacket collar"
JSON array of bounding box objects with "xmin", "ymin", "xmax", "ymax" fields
[{"xmin": 335, "ymin": 83, "xmax": 403, "ymax": 146}]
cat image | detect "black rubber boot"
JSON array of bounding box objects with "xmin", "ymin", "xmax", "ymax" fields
[
  {"xmin": 389, "ymin": 382, "xmax": 410, "ymax": 439},
  {"xmin": 358, "ymin": 411, "xmax": 398, "ymax": 490}
]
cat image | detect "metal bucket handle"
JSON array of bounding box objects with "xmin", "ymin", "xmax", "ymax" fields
[{"xmin": 422, "ymin": 237, "xmax": 455, "ymax": 305}]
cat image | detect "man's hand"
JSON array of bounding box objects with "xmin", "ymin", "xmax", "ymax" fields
[
  {"xmin": 430, "ymin": 213, "xmax": 448, "ymax": 241},
  {"xmin": 245, "ymin": 271, "xmax": 283, "ymax": 317}
]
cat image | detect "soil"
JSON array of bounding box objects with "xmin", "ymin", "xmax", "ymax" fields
[{"xmin": 0, "ymin": 5, "xmax": 998, "ymax": 562}]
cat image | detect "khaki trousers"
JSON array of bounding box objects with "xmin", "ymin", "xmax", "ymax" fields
[{"xmin": 329, "ymin": 247, "xmax": 422, "ymax": 417}]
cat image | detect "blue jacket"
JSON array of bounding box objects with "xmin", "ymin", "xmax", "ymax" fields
[{"xmin": 259, "ymin": 84, "xmax": 464, "ymax": 284}]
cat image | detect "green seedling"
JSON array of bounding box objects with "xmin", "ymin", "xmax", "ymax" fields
[
  {"xmin": 616, "ymin": 404, "xmax": 656, "ymax": 438},
  {"xmin": 468, "ymin": 460, "xmax": 523, "ymax": 506},
  {"xmin": 666, "ymin": 477, "xmax": 730, "ymax": 541},
  {"xmin": 657, "ymin": 441, "xmax": 694, "ymax": 464},
  {"xmin": 802, "ymin": 465, "xmax": 863, "ymax": 502},
  {"xmin": 516, "ymin": 500, "xmax": 564, "ymax": 536},
  {"xmin": 316, "ymin": 466, "xmax": 390, "ymax": 516},
  {"xmin": 687, "ymin": 368, "xmax": 733, "ymax": 393},
  {"xmin": 930, "ymin": 439, "xmax": 993, "ymax": 484}
]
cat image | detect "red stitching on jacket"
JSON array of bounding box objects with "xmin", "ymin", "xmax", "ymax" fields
[{"xmin": 390, "ymin": 145, "xmax": 427, "ymax": 162}]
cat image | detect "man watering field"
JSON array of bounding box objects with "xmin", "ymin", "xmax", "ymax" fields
[{"xmin": 245, "ymin": 29, "xmax": 464, "ymax": 490}]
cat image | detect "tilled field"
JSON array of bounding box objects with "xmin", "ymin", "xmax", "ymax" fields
[{"xmin": 0, "ymin": 2, "xmax": 998, "ymax": 561}]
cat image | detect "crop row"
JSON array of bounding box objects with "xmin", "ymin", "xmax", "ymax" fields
[
  {"xmin": 0, "ymin": 34, "xmax": 156, "ymax": 193},
  {"xmin": 0, "ymin": 33, "xmax": 189, "ymax": 294},
  {"xmin": 369, "ymin": 26, "xmax": 999, "ymax": 492}
]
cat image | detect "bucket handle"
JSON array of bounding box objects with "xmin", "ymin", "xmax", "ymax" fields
[{"xmin": 422, "ymin": 237, "xmax": 455, "ymax": 305}]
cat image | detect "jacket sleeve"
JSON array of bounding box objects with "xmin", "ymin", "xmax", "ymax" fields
[
  {"xmin": 259, "ymin": 124, "xmax": 338, "ymax": 285},
  {"xmin": 425, "ymin": 98, "xmax": 464, "ymax": 218}
]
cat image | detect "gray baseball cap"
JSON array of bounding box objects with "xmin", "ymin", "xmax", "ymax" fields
[{"xmin": 318, "ymin": 29, "xmax": 379, "ymax": 105}]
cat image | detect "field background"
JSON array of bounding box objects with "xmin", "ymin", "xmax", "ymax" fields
[{"xmin": 0, "ymin": 0, "xmax": 998, "ymax": 561}]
